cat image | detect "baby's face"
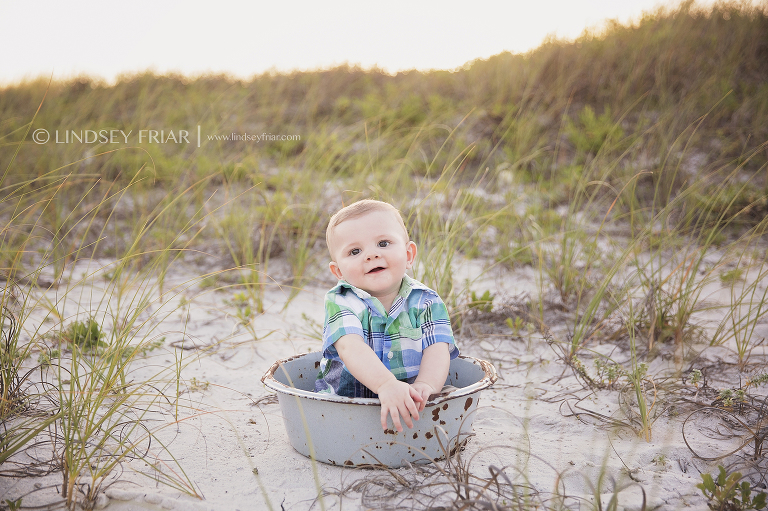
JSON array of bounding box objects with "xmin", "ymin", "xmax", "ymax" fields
[{"xmin": 329, "ymin": 210, "xmax": 416, "ymax": 301}]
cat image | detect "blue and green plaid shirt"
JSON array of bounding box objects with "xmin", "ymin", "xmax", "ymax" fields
[{"xmin": 315, "ymin": 275, "xmax": 458, "ymax": 398}]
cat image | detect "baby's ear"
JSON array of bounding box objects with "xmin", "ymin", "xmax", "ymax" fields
[
  {"xmin": 329, "ymin": 261, "xmax": 344, "ymax": 279},
  {"xmin": 405, "ymin": 241, "xmax": 417, "ymax": 269}
]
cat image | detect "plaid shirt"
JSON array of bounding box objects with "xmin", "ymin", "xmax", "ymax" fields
[{"xmin": 315, "ymin": 275, "xmax": 458, "ymax": 398}]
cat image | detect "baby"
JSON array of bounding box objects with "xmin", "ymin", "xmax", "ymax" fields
[{"xmin": 315, "ymin": 199, "xmax": 458, "ymax": 432}]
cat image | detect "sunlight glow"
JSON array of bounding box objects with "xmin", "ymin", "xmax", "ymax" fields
[{"xmin": 0, "ymin": 0, "xmax": 731, "ymax": 84}]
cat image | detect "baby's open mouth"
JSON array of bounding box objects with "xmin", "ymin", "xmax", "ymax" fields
[{"xmin": 367, "ymin": 267, "xmax": 386, "ymax": 274}]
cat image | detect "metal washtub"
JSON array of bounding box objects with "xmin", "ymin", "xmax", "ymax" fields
[{"xmin": 261, "ymin": 351, "xmax": 497, "ymax": 468}]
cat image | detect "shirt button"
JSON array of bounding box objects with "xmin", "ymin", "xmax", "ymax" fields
[{"xmin": 387, "ymin": 352, "xmax": 393, "ymax": 360}]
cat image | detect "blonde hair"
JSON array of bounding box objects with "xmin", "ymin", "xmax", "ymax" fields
[{"xmin": 326, "ymin": 200, "xmax": 409, "ymax": 258}]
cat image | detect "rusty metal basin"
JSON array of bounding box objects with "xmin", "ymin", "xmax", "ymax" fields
[{"xmin": 261, "ymin": 351, "xmax": 496, "ymax": 468}]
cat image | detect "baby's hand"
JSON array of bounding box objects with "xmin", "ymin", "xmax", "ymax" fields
[
  {"xmin": 376, "ymin": 379, "xmax": 423, "ymax": 432},
  {"xmin": 410, "ymin": 381, "xmax": 436, "ymax": 412}
]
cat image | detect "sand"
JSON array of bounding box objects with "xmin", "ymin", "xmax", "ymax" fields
[{"xmin": 1, "ymin": 256, "xmax": 767, "ymax": 510}]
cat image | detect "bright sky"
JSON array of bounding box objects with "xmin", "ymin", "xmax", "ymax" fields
[{"xmin": 0, "ymin": 0, "xmax": 724, "ymax": 85}]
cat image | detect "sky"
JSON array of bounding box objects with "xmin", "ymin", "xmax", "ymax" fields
[{"xmin": 0, "ymin": 0, "xmax": 725, "ymax": 85}]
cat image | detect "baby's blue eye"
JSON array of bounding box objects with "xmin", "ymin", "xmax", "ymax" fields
[
  {"xmin": 349, "ymin": 248, "xmax": 361, "ymax": 256},
  {"xmin": 378, "ymin": 240, "xmax": 390, "ymax": 248}
]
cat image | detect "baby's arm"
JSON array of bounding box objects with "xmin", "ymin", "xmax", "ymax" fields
[
  {"xmin": 411, "ymin": 342, "xmax": 450, "ymax": 411},
  {"xmin": 334, "ymin": 334, "xmax": 423, "ymax": 431}
]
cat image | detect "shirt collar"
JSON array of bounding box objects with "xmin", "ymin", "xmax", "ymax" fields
[{"xmin": 332, "ymin": 274, "xmax": 428, "ymax": 302}]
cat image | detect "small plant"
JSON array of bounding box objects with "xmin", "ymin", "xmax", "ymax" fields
[
  {"xmin": 4, "ymin": 498, "xmax": 22, "ymax": 511},
  {"xmin": 565, "ymin": 105, "xmax": 624, "ymax": 156},
  {"xmin": 469, "ymin": 290, "xmax": 494, "ymax": 313},
  {"xmin": 717, "ymin": 387, "xmax": 748, "ymax": 408},
  {"xmin": 189, "ymin": 377, "xmax": 210, "ymax": 392},
  {"xmin": 570, "ymin": 355, "xmax": 589, "ymax": 380},
  {"xmin": 61, "ymin": 317, "xmax": 107, "ymax": 351},
  {"xmin": 697, "ymin": 465, "xmax": 767, "ymax": 511},
  {"xmin": 719, "ymin": 389, "xmax": 735, "ymax": 407},
  {"xmin": 37, "ymin": 348, "xmax": 61, "ymax": 367},
  {"xmin": 689, "ymin": 369, "xmax": 703, "ymax": 387},
  {"xmin": 116, "ymin": 338, "xmax": 165, "ymax": 360},
  {"xmin": 505, "ymin": 316, "xmax": 525, "ymax": 335},
  {"xmin": 594, "ymin": 358, "xmax": 624, "ymax": 387},
  {"xmin": 629, "ymin": 310, "xmax": 655, "ymax": 442},
  {"xmin": 198, "ymin": 275, "xmax": 218, "ymax": 289},
  {"xmin": 634, "ymin": 362, "xmax": 648, "ymax": 380},
  {"xmin": 652, "ymin": 453, "xmax": 668, "ymax": 467},
  {"xmin": 720, "ymin": 267, "xmax": 744, "ymax": 284},
  {"xmin": 225, "ymin": 292, "xmax": 258, "ymax": 338},
  {"xmin": 226, "ymin": 292, "xmax": 250, "ymax": 308},
  {"xmin": 540, "ymin": 230, "xmax": 598, "ymax": 307},
  {"xmin": 716, "ymin": 264, "xmax": 768, "ymax": 370},
  {"xmin": 746, "ymin": 373, "xmax": 768, "ymax": 389}
]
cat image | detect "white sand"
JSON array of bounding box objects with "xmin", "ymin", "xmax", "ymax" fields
[{"xmin": 2, "ymin": 256, "xmax": 766, "ymax": 510}]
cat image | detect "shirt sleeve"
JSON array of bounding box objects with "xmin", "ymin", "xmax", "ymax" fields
[
  {"xmin": 419, "ymin": 296, "xmax": 459, "ymax": 358},
  {"xmin": 321, "ymin": 290, "xmax": 365, "ymax": 361}
]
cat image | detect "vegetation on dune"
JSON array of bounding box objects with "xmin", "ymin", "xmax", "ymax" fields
[
  {"xmin": 2, "ymin": 1, "xmax": 767, "ymax": 192},
  {"xmin": 1, "ymin": 1, "xmax": 767, "ymax": 509}
]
